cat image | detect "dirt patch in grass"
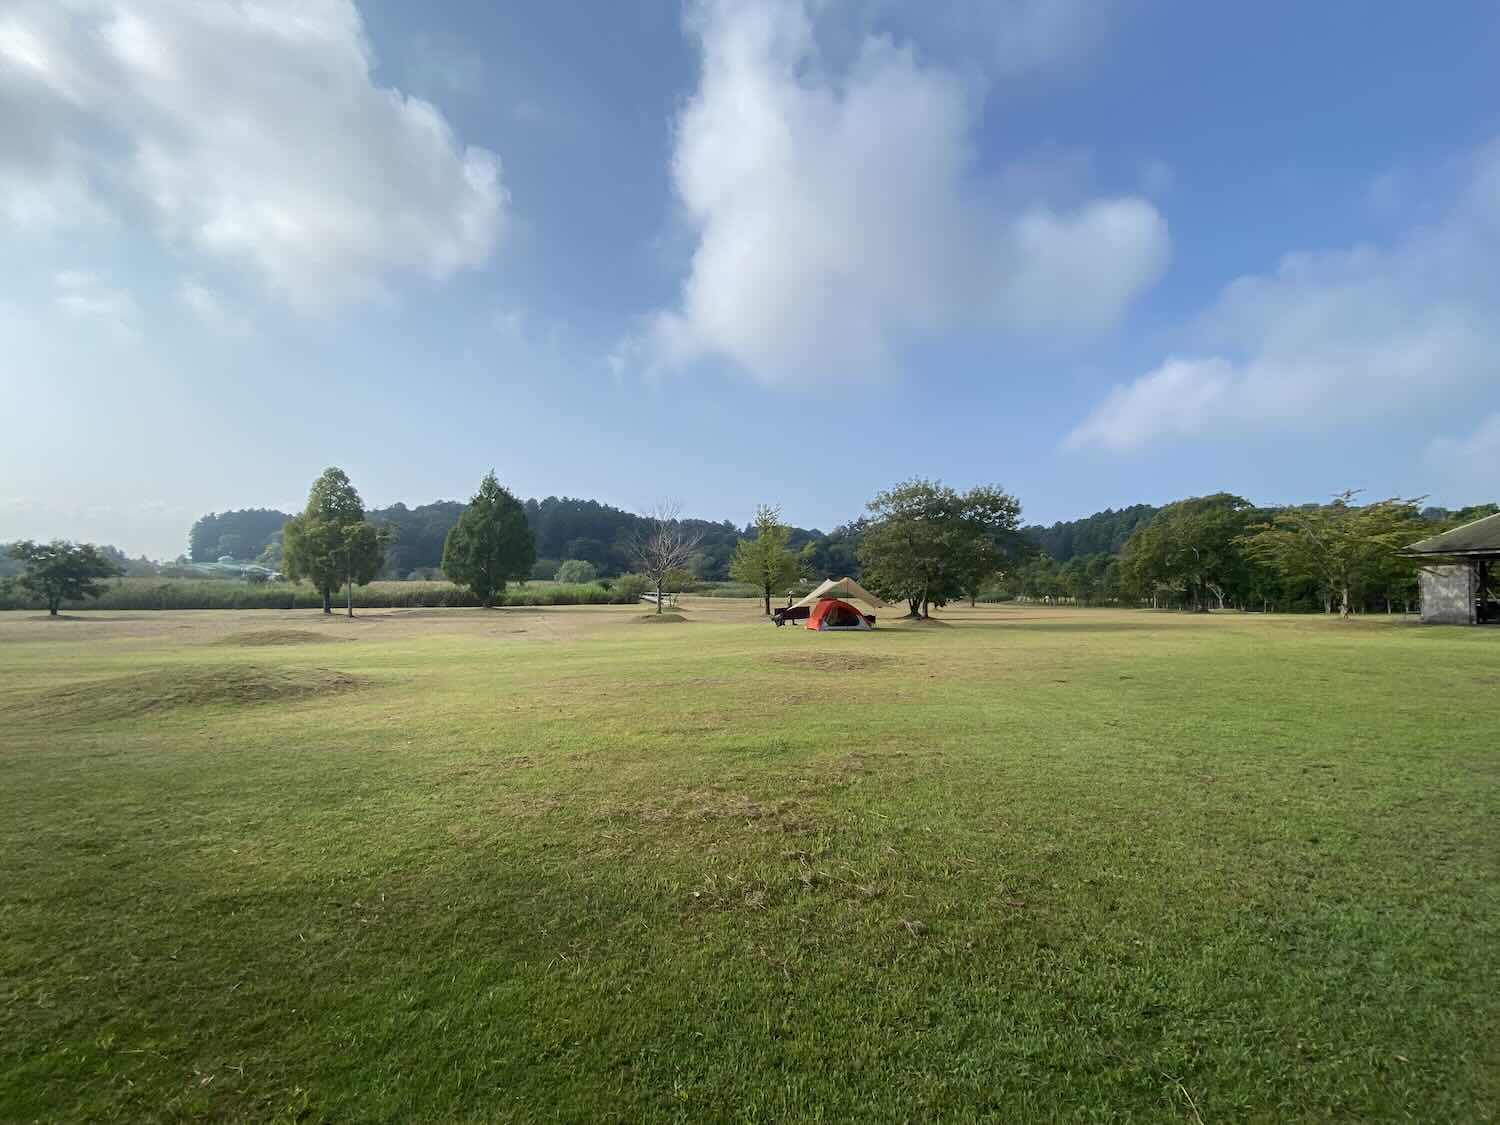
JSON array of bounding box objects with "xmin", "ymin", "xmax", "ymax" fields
[
  {"xmin": 635, "ymin": 612, "xmax": 688, "ymax": 623},
  {"xmin": 769, "ymin": 651, "xmax": 887, "ymax": 672},
  {"xmin": 632, "ymin": 784, "xmax": 802, "ymax": 826},
  {"xmin": 24, "ymin": 664, "xmax": 367, "ymax": 724},
  {"xmin": 214, "ymin": 629, "xmax": 343, "ymax": 647}
]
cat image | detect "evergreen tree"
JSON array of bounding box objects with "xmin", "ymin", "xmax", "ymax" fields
[
  {"xmin": 281, "ymin": 468, "xmax": 386, "ymax": 615},
  {"xmin": 442, "ymin": 471, "xmax": 536, "ymax": 607}
]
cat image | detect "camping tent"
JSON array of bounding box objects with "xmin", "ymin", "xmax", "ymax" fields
[
  {"xmin": 807, "ymin": 598, "xmax": 872, "ymax": 630},
  {"xmin": 794, "ymin": 576, "xmax": 882, "ymax": 631}
]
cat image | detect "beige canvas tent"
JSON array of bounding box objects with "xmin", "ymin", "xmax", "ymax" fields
[
  {"xmin": 793, "ymin": 577, "xmax": 884, "ymax": 610},
  {"xmin": 781, "ymin": 577, "xmax": 885, "ymax": 630}
]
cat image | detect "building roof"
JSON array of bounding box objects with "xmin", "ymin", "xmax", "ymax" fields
[{"xmin": 1403, "ymin": 511, "xmax": 1500, "ymax": 557}]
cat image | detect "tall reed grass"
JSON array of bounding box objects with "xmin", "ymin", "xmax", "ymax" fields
[{"xmin": 0, "ymin": 577, "xmax": 646, "ymax": 612}]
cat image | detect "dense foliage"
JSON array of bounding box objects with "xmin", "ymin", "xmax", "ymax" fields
[
  {"xmin": 4, "ymin": 540, "xmax": 123, "ymax": 616},
  {"xmin": 729, "ymin": 505, "xmax": 802, "ymax": 615},
  {"xmin": 859, "ymin": 480, "xmax": 1024, "ymax": 617},
  {"xmin": 1022, "ymin": 504, "xmax": 1157, "ymax": 562},
  {"xmin": 442, "ymin": 472, "xmax": 536, "ymax": 607},
  {"xmin": 188, "ymin": 508, "xmax": 291, "ymax": 562},
  {"xmin": 281, "ymin": 469, "xmax": 389, "ymax": 614}
]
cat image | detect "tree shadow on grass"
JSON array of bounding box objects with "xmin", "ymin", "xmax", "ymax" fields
[{"xmin": 951, "ymin": 620, "xmax": 1172, "ymax": 634}]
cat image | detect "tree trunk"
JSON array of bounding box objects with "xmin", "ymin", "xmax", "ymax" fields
[
  {"xmin": 346, "ymin": 574, "xmax": 353, "ymax": 618},
  {"xmin": 322, "ymin": 586, "xmax": 332, "ymax": 615},
  {"xmin": 1340, "ymin": 586, "xmax": 1351, "ymax": 620},
  {"xmin": 656, "ymin": 580, "xmax": 664, "ymax": 613},
  {"xmin": 763, "ymin": 586, "xmax": 771, "ymax": 616},
  {"xmin": 969, "ymin": 591, "xmax": 977, "ymax": 608},
  {"xmin": 48, "ymin": 597, "xmax": 60, "ymax": 617}
]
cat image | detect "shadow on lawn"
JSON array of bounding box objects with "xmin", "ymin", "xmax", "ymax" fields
[{"xmin": 953, "ymin": 620, "xmax": 1171, "ymax": 634}]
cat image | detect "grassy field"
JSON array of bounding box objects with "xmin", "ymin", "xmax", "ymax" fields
[{"xmin": 1, "ymin": 603, "xmax": 1496, "ymax": 1123}]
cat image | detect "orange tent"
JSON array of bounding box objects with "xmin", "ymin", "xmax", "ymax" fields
[{"xmin": 806, "ymin": 598, "xmax": 873, "ymax": 630}]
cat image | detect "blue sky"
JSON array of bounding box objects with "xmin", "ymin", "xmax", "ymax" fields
[{"xmin": 2, "ymin": 0, "xmax": 1497, "ymax": 559}]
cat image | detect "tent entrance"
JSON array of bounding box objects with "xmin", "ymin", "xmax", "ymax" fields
[{"xmin": 807, "ymin": 598, "xmax": 873, "ymax": 630}]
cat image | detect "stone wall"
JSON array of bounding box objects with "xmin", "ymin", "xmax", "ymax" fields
[{"xmin": 1419, "ymin": 564, "xmax": 1476, "ymax": 625}]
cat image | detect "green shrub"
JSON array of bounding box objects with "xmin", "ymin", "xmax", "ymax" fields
[
  {"xmin": 612, "ymin": 574, "xmax": 650, "ymax": 602},
  {"xmin": 692, "ymin": 581, "xmax": 762, "ymax": 599},
  {"xmin": 556, "ymin": 559, "xmax": 598, "ymax": 584}
]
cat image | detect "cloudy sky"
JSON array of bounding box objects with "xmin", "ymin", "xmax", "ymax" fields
[{"xmin": 2, "ymin": 0, "xmax": 1497, "ymax": 559}]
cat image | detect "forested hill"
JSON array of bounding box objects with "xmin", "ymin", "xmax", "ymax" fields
[
  {"xmin": 1022, "ymin": 505, "xmax": 1158, "ymax": 562},
  {"xmin": 186, "ymin": 497, "xmax": 827, "ymax": 581}
]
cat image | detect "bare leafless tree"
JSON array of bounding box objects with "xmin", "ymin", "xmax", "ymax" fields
[{"xmin": 628, "ymin": 500, "xmax": 703, "ymax": 613}]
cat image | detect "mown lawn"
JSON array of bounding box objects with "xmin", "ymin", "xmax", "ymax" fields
[{"xmin": 1, "ymin": 603, "xmax": 1496, "ymax": 1123}]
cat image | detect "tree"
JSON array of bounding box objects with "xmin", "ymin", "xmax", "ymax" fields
[
  {"xmin": 858, "ymin": 479, "xmax": 1024, "ymax": 617},
  {"xmin": 8, "ymin": 540, "xmax": 123, "ymax": 616},
  {"xmin": 730, "ymin": 505, "xmax": 801, "ymax": 615},
  {"xmin": 281, "ymin": 467, "xmax": 387, "ymax": 615},
  {"xmin": 952, "ymin": 485, "xmax": 1025, "ymax": 607},
  {"xmin": 627, "ymin": 501, "xmax": 703, "ymax": 613},
  {"xmin": 556, "ymin": 558, "xmax": 598, "ymax": 584},
  {"xmin": 1119, "ymin": 494, "xmax": 1257, "ymax": 611},
  {"xmin": 442, "ymin": 471, "xmax": 536, "ymax": 607},
  {"xmin": 1239, "ymin": 491, "xmax": 1426, "ymax": 619}
]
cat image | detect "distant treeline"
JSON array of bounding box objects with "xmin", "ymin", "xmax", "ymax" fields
[
  {"xmin": 10, "ymin": 494, "xmax": 1492, "ymax": 615},
  {"xmin": 1021, "ymin": 504, "xmax": 1159, "ymax": 562},
  {"xmin": 179, "ymin": 496, "xmax": 1166, "ymax": 582},
  {"xmin": 185, "ymin": 497, "xmax": 831, "ymax": 582}
]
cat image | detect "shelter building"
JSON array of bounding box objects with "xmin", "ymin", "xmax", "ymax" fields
[{"xmin": 1402, "ymin": 512, "xmax": 1500, "ymax": 625}]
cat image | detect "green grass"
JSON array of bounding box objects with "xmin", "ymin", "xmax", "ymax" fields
[{"xmin": 1, "ymin": 603, "xmax": 1496, "ymax": 1123}]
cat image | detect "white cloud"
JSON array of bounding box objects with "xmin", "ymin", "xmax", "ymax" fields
[
  {"xmin": 179, "ymin": 280, "xmax": 250, "ymax": 336},
  {"xmin": 639, "ymin": 0, "xmax": 1169, "ymax": 387},
  {"xmin": 1424, "ymin": 413, "xmax": 1500, "ymax": 499},
  {"xmin": 0, "ymin": 0, "xmax": 506, "ymax": 305},
  {"xmin": 1066, "ymin": 139, "xmax": 1500, "ymax": 453},
  {"xmin": 53, "ymin": 269, "xmax": 136, "ymax": 336}
]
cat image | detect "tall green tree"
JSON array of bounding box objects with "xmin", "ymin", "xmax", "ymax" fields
[
  {"xmin": 7, "ymin": 540, "xmax": 123, "ymax": 616},
  {"xmin": 442, "ymin": 471, "xmax": 536, "ymax": 607},
  {"xmin": 1119, "ymin": 493, "xmax": 1258, "ymax": 611},
  {"xmin": 859, "ymin": 479, "xmax": 1024, "ymax": 617},
  {"xmin": 281, "ymin": 468, "xmax": 386, "ymax": 615},
  {"xmin": 730, "ymin": 505, "xmax": 802, "ymax": 615},
  {"xmin": 952, "ymin": 485, "xmax": 1026, "ymax": 607},
  {"xmin": 1239, "ymin": 491, "xmax": 1426, "ymax": 619}
]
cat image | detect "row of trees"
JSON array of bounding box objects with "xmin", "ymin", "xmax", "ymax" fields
[
  {"xmin": 190, "ymin": 496, "xmax": 829, "ymax": 582},
  {"xmin": 1002, "ymin": 493, "xmax": 1497, "ymax": 617}
]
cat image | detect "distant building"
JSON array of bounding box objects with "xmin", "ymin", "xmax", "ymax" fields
[{"xmin": 1402, "ymin": 512, "xmax": 1500, "ymax": 625}]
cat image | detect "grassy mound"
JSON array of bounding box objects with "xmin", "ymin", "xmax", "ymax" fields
[
  {"xmin": 24, "ymin": 664, "xmax": 365, "ymax": 724},
  {"xmin": 214, "ymin": 629, "xmax": 342, "ymax": 647},
  {"xmin": 636, "ymin": 611, "xmax": 688, "ymax": 623}
]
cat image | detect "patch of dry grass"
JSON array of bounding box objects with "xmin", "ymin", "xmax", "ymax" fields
[{"xmin": 213, "ymin": 628, "xmax": 344, "ymax": 647}]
